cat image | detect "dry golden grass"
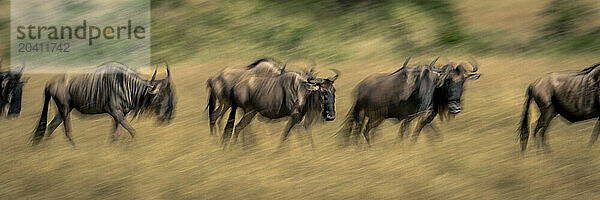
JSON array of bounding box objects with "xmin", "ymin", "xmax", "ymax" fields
[{"xmin": 2, "ymin": 56, "xmax": 600, "ymax": 199}]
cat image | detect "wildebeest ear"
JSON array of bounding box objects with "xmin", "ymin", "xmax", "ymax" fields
[{"xmin": 455, "ymin": 64, "xmax": 469, "ymax": 74}]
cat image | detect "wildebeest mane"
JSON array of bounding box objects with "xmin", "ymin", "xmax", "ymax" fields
[
  {"xmin": 245, "ymin": 58, "xmax": 270, "ymax": 69},
  {"xmin": 577, "ymin": 63, "xmax": 600, "ymax": 75},
  {"xmin": 433, "ymin": 86, "xmax": 451, "ymax": 121},
  {"xmin": 245, "ymin": 58, "xmax": 280, "ymax": 70}
]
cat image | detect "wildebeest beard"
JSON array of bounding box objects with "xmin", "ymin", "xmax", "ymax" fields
[
  {"xmin": 303, "ymin": 80, "xmax": 336, "ymax": 124},
  {"xmin": 7, "ymin": 82, "xmax": 24, "ymax": 115}
]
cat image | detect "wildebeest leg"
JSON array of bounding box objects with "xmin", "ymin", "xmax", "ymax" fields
[
  {"xmin": 111, "ymin": 119, "xmax": 120, "ymax": 143},
  {"xmin": 303, "ymin": 118, "xmax": 315, "ymax": 149},
  {"xmin": 361, "ymin": 116, "xmax": 371, "ymax": 146},
  {"xmin": 533, "ymin": 108, "xmax": 556, "ymax": 151},
  {"xmin": 0, "ymin": 101, "xmax": 5, "ymax": 116},
  {"xmin": 210, "ymin": 102, "xmax": 227, "ymax": 135},
  {"xmin": 110, "ymin": 110, "xmax": 137, "ymax": 139},
  {"xmin": 222, "ymin": 104, "xmax": 237, "ymax": 146},
  {"xmin": 425, "ymin": 123, "xmax": 442, "ymax": 143},
  {"xmin": 412, "ymin": 112, "xmax": 436, "ymax": 142},
  {"xmin": 0, "ymin": 98, "xmax": 7, "ymax": 116},
  {"xmin": 45, "ymin": 114, "xmax": 63, "ymax": 138},
  {"xmin": 398, "ymin": 117, "xmax": 414, "ymax": 141},
  {"xmin": 588, "ymin": 118, "xmax": 600, "ymax": 147},
  {"xmin": 231, "ymin": 111, "xmax": 257, "ymax": 145},
  {"xmin": 353, "ymin": 111, "xmax": 368, "ymax": 146},
  {"xmin": 428, "ymin": 123, "xmax": 440, "ymax": 134},
  {"xmin": 279, "ymin": 114, "xmax": 303, "ymax": 147},
  {"xmin": 364, "ymin": 117, "xmax": 383, "ymax": 145},
  {"xmin": 56, "ymin": 104, "xmax": 75, "ymax": 146},
  {"xmin": 216, "ymin": 103, "xmax": 231, "ymax": 132}
]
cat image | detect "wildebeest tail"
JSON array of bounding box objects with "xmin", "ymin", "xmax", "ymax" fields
[
  {"xmin": 205, "ymin": 78, "xmax": 214, "ymax": 111},
  {"xmin": 518, "ymin": 85, "xmax": 533, "ymax": 152},
  {"xmin": 207, "ymin": 90, "xmax": 216, "ymax": 116},
  {"xmin": 206, "ymin": 78, "xmax": 218, "ymax": 135},
  {"xmin": 32, "ymin": 87, "xmax": 51, "ymax": 145},
  {"xmin": 7, "ymin": 82, "xmax": 24, "ymax": 115}
]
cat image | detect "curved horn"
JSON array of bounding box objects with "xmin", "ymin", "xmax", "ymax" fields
[
  {"xmin": 430, "ymin": 57, "xmax": 439, "ymax": 67},
  {"xmin": 150, "ymin": 65, "xmax": 158, "ymax": 82},
  {"xmin": 19, "ymin": 61, "xmax": 25, "ymax": 74},
  {"xmin": 281, "ymin": 61, "xmax": 287, "ymax": 73},
  {"xmin": 165, "ymin": 61, "xmax": 171, "ymax": 79},
  {"xmin": 329, "ymin": 68, "xmax": 340, "ymax": 81},
  {"xmin": 468, "ymin": 59, "xmax": 479, "ymax": 73},
  {"xmin": 403, "ymin": 56, "xmax": 412, "ymax": 68}
]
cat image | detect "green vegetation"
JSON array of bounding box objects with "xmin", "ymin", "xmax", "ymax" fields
[
  {"xmin": 0, "ymin": 0, "xmax": 598, "ymax": 63},
  {"xmin": 148, "ymin": 0, "xmax": 599, "ymax": 63},
  {"xmin": 539, "ymin": 0, "xmax": 600, "ymax": 54}
]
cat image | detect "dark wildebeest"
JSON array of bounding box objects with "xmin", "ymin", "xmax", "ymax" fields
[
  {"xmin": 0, "ymin": 60, "xmax": 28, "ymax": 117},
  {"xmin": 337, "ymin": 58, "xmax": 480, "ymax": 146},
  {"xmin": 221, "ymin": 68, "xmax": 339, "ymax": 148},
  {"xmin": 206, "ymin": 58, "xmax": 285, "ymax": 135},
  {"xmin": 32, "ymin": 62, "xmax": 175, "ymax": 145},
  {"xmin": 518, "ymin": 63, "xmax": 600, "ymax": 152}
]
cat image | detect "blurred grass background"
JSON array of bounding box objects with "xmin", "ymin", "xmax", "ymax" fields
[
  {"xmin": 1, "ymin": 0, "xmax": 600, "ymax": 62},
  {"xmin": 2, "ymin": 0, "xmax": 600, "ymax": 199},
  {"xmin": 147, "ymin": 0, "xmax": 600, "ymax": 63}
]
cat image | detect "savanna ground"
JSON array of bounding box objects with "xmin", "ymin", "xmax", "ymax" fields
[
  {"xmin": 3, "ymin": 57, "xmax": 600, "ymax": 199},
  {"xmin": 2, "ymin": 0, "xmax": 600, "ymax": 199}
]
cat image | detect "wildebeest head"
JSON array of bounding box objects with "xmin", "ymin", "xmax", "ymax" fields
[
  {"xmin": 436, "ymin": 60, "xmax": 480, "ymax": 114},
  {"xmin": 1, "ymin": 62, "xmax": 27, "ymax": 116},
  {"xmin": 305, "ymin": 69, "xmax": 339, "ymax": 121},
  {"xmin": 146, "ymin": 63, "xmax": 175, "ymax": 122}
]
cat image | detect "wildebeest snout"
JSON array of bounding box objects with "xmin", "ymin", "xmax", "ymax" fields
[
  {"xmin": 325, "ymin": 110, "xmax": 335, "ymax": 121},
  {"xmin": 448, "ymin": 101, "xmax": 462, "ymax": 114}
]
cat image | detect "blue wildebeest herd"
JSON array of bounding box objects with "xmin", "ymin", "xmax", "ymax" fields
[{"xmin": 2, "ymin": 57, "xmax": 600, "ymax": 152}]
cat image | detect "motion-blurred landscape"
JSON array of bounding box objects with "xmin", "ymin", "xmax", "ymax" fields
[{"xmin": 2, "ymin": 0, "xmax": 600, "ymax": 199}]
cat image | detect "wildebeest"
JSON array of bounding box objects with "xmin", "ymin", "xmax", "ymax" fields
[
  {"xmin": 221, "ymin": 68, "xmax": 339, "ymax": 148},
  {"xmin": 0, "ymin": 59, "xmax": 28, "ymax": 117},
  {"xmin": 518, "ymin": 62, "xmax": 600, "ymax": 152},
  {"xmin": 337, "ymin": 57, "xmax": 480, "ymax": 146},
  {"xmin": 32, "ymin": 62, "xmax": 175, "ymax": 145},
  {"xmin": 206, "ymin": 58, "xmax": 285, "ymax": 135}
]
